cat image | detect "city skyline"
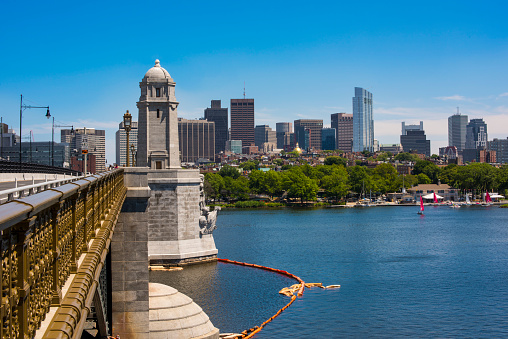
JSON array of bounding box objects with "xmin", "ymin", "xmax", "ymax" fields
[{"xmin": 1, "ymin": 1, "xmax": 508, "ymax": 163}]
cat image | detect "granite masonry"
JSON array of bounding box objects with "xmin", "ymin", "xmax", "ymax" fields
[{"xmin": 111, "ymin": 61, "xmax": 219, "ymax": 338}]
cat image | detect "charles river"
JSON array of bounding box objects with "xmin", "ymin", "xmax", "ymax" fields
[{"xmin": 150, "ymin": 206, "xmax": 508, "ymax": 338}]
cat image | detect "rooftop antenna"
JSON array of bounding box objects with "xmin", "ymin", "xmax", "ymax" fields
[
  {"xmin": 457, "ymin": 107, "xmax": 459, "ymax": 115},
  {"xmin": 243, "ymin": 81, "xmax": 246, "ymax": 99}
]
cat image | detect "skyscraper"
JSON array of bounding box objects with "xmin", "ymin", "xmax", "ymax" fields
[
  {"xmin": 116, "ymin": 121, "xmax": 138, "ymax": 166},
  {"xmin": 352, "ymin": 87, "xmax": 374, "ymax": 152},
  {"xmin": 204, "ymin": 100, "xmax": 228, "ymax": 154},
  {"xmin": 400, "ymin": 121, "xmax": 430, "ymax": 156},
  {"xmin": 62, "ymin": 128, "xmax": 106, "ymax": 172},
  {"xmin": 294, "ymin": 119, "xmax": 323, "ymax": 151},
  {"xmin": 331, "ymin": 113, "xmax": 353, "ymax": 152},
  {"xmin": 254, "ymin": 125, "xmax": 277, "ymax": 152},
  {"xmin": 178, "ymin": 118, "xmax": 215, "ymax": 164},
  {"xmin": 321, "ymin": 128, "xmax": 336, "ymax": 151},
  {"xmin": 465, "ymin": 118, "xmax": 488, "ymax": 149},
  {"xmin": 448, "ymin": 113, "xmax": 468, "ymax": 152},
  {"xmin": 276, "ymin": 122, "xmax": 293, "ymax": 149},
  {"xmin": 230, "ymin": 98, "xmax": 254, "ymax": 146}
]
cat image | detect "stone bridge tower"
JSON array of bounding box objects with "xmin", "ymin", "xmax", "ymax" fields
[{"xmin": 137, "ymin": 59, "xmax": 180, "ymax": 169}]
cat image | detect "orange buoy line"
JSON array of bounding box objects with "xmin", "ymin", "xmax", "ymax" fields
[{"xmin": 218, "ymin": 258, "xmax": 306, "ymax": 339}]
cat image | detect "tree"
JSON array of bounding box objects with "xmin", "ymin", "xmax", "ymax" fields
[
  {"xmin": 394, "ymin": 152, "xmax": 418, "ymax": 162},
  {"xmin": 372, "ymin": 163, "xmax": 399, "ymax": 193},
  {"xmin": 324, "ymin": 156, "xmax": 347, "ymax": 167},
  {"xmin": 223, "ymin": 176, "xmax": 250, "ymax": 200},
  {"xmin": 204, "ymin": 173, "xmax": 225, "ymax": 201},
  {"xmin": 348, "ymin": 165, "xmax": 376, "ymax": 195},
  {"xmin": 282, "ymin": 168, "xmax": 319, "ymax": 203},
  {"xmin": 219, "ymin": 165, "xmax": 240, "ymax": 179},
  {"xmin": 417, "ymin": 173, "xmax": 431, "ymax": 184},
  {"xmin": 321, "ymin": 166, "xmax": 350, "ymax": 202},
  {"xmin": 413, "ymin": 160, "xmax": 441, "ymax": 184},
  {"xmin": 240, "ymin": 161, "xmax": 257, "ymax": 171}
]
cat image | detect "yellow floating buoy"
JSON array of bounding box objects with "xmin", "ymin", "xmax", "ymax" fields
[{"xmin": 325, "ymin": 284, "xmax": 341, "ymax": 289}]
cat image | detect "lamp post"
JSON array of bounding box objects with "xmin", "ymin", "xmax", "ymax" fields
[
  {"xmin": 19, "ymin": 94, "xmax": 50, "ymax": 171},
  {"xmin": 123, "ymin": 110, "xmax": 132, "ymax": 167},
  {"xmin": 52, "ymin": 117, "xmax": 74, "ymax": 167}
]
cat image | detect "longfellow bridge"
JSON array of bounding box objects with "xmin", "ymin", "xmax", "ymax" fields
[{"xmin": 1, "ymin": 169, "xmax": 126, "ymax": 338}]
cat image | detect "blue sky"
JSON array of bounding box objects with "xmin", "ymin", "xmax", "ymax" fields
[{"xmin": 1, "ymin": 1, "xmax": 508, "ymax": 163}]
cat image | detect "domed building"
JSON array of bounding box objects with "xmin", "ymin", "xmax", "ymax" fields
[{"xmin": 137, "ymin": 59, "xmax": 180, "ymax": 169}]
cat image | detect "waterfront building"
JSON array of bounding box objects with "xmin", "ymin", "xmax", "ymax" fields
[
  {"xmin": 276, "ymin": 122, "xmax": 292, "ymax": 149},
  {"xmin": 115, "ymin": 121, "xmax": 138, "ymax": 166},
  {"xmin": 465, "ymin": 118, "xmax": 488, "ymax": 150},
  {"xmin": 254, "ymin": 125, "xmax": 276, "ymax": 152},
  {"xmin": 62, "ymin": 127, "xmax": 106, "ymax": 172},
  {"xmin": 400, "ymin": 121, "xmax": 430, "ymax": 157},
  {"xmin": 448, "ymin": 113, "xmax": 468, "ymax": 152},
  {"xmin": 294, "ymin": 119, "xmax": 323, "ymax": 151},
  {"xmin": 408, "ymin": 183, "xmax": 459, "ymax": 201},
  {"xmin": 321, "ymin": 128, "xmax": 336, "ymax": 150},
  {"xmin": 331, "ymin": 113, "xmax": 353, "ymax": 152},
  {"xmin": 226, "ymin": 140, "xmax": 242, "ymax": 154},
  {"xmin": 178, "ymin": 118, "xmax": 215, "ymax": 164},
  {"xmin": 489, "ymin": 138, "xmax": 508, "ymax": 163},
  {"xmin": 352, "ymin": 87, "xmax": 374, "ymax": 152},
  {"xmin": 230, "ymin": 98, "xmax": 255, "ymax": 146},
  {"xmin": 204, "ymin": 100, "xmax": 228, "ymax": 154}
]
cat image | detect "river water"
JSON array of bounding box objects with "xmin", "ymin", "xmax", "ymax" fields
[{"xmin": 150, "ymin": 205, "xmax": 508, "ymax": 338}]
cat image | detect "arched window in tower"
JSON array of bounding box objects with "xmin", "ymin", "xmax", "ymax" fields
[
  {"xmin": 157, "ymin": 109, "xmax": 160, "ymax": 118},
  {"xmin": 156, "ymin": 88, "xmax": 161, "ymax": 97}
]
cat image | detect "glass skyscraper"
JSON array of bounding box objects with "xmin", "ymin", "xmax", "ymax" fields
[{"xmin": 352, "ymin": 87, "xmax": 373, "ymax": 152}]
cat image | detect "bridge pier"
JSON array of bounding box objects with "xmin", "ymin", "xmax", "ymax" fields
[{"xmin": 111, "ymin": 167, "xmax": 151, "ymax": 338}]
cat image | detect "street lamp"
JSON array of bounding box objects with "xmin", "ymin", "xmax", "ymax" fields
[
  {"xmin": 19, "ymin": 94, "xmax": 50, "ymax": 170},
  {"xmin": 52, "ymin": 117, "xmax": 74, "ymax": 167},
  {"xmin": 123, "ymin": 110, "xmax": 132, "ymax": 167}
]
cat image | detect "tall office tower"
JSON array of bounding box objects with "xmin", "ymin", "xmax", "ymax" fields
[
  {"xmin": 465, "ymin": 118, "xmax": 488, "ymax": 149},
  {"xmin": 137, "ymin": 59, "xmax": 180, "ymax": 169},
  {"xmin": 352, "ymin": 87, "xmax": 374, "ymax": 152},
  {"xmin": 401, "ymin": 121, "xmax": 423, "ymax": 135},
  {"xmin": 204, "ymin": 100, "xmax": 228, "ymax": 154},
  {"xmin": 115, "ymin": 121, "xmax": 138, "ymax": 166},
  {"xmin": 254, "ymin": 125, "xmax": 277, "ymax": 152},
  {"xmin": 62, "ymin": 128, "xmax": 106, "ymax": 172},
  {"xmin": 400, "ymin": 121, "xmax": 430, "ymax": 156},
  {"xmin": 489, "ymin": 138, "xmax": 508, "ymax": 164},
  {"xmin": 294, "ymin": 119, "xmax": 323, "ymax": 151},
  {"xmin": 178, "ymin": 118, "xmax": 215, "ymax": 164},
  {"xmin": 321, "ymin": 128, "xmax": 336, "ymax": 150},
  {"xmin": 276, "ymin": 122, "xmax": 292, "ymax": 149},
  {"xmin": 331, "ymin": 113, "xmax": 353, "ymax": 152},
  {"xmin": 230, "ymin": 98, "xmax": 254, "ymax": 146},
  {"xmin": 448, "ymin": 113, "xmax": 468, "ymax": 152}
]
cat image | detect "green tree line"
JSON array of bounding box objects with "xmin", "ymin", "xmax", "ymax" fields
[{"xmin": 204, "ymin": 156, "xmax": 508, "ymax": 203}]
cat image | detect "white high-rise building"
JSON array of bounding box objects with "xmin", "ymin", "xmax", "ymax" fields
[
  {"xmin": 115, "ymin": 121, "xmax": 138, "ymax": 166},
  {"xmin": 352, "ymin": 87, "xmax": 374, "ymax": 152}
]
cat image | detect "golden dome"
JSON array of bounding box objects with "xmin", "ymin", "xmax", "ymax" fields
[{"xmin": 293, "ymin": 142, "xmax": 302, "ymax": 154}]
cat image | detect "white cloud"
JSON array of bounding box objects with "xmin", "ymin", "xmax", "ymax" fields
[
  {"xmin": 498, "ymin": 92, "xmax": 508, "ymax": 97},
  {"xmin": 435, "ymin": 95, "xmax": 468, "ymax": 101}
]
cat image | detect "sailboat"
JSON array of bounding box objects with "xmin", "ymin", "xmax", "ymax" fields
[
  {"xmin": 484, "ymin": 191, "xmax": 493, "ymax": 206},
  {"xmin": 418, "ymin": 196, "xmax": 424, "ymax": 215},
  {"xmin": 465, "ymin": 193, "xmax": 471, "ymax": 205},
  {"xmin": 433, "ymin": 192, "xmax": 438, "ymax": 205}
]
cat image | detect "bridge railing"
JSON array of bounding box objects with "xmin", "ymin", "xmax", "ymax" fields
[
  {"xmin": 0, "ymin": 169, "xmax": 126, "ymax": 339},
  {"xmin": 0, "ymin": 175, "xmax": 85, "ymax": 204}
]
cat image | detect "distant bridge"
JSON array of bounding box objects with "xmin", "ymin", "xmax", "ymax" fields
[{"xmin": 0, "ymin": 169, "xmax": 125, "ymax": 338}]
